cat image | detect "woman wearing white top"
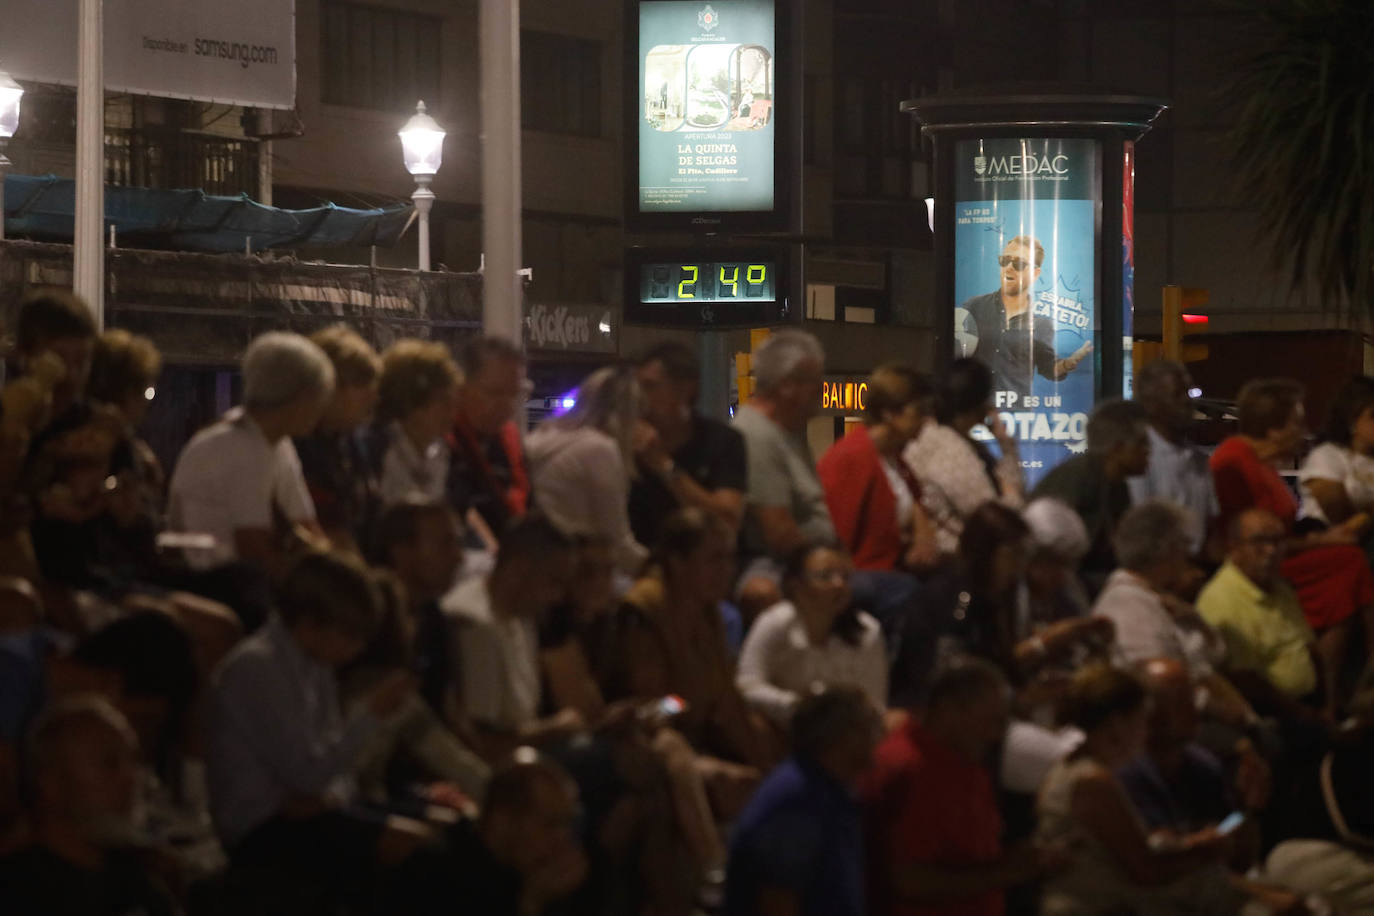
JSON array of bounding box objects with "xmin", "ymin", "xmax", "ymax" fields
[
  {"xmin": 904, "ymin": 358, "xmax": 1026, "ymax": 556},
  {"xmin": 525, "ymin": 365, "xmax": 648, "ymax": 575},
  {"xmin": 736, "ymin": 543, "xmax": 887, "ymax": 727},
  {"xmin": 373, "ymin": 339, "xmax": 461, "ymax": 507},
  {"xmin": 1300, "ymin": 376, "xmax": 1374, "ymax": 526}
]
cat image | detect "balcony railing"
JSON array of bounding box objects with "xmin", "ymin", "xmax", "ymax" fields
[{"xmin": 105, "ymin": 127, "xmax": 260, "ymax": 198}]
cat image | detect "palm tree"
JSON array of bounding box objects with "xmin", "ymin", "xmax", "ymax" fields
[{"xmin": 1224, "ymin": 0, "xmax": 1374, "ymax": 314}]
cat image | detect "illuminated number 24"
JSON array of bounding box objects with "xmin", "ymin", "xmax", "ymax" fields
[{"xmin": 678, "ymin": 265, "xmax": 699, "ymax": 298}]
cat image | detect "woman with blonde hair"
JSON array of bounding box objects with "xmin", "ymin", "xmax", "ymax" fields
[
  {"xmin": 525, "ymin": 365, "xmax": 647, "ymax": 575},
  {"xmin": 370, "ymin": 339, "xmax": 462, "ymax": 507}
]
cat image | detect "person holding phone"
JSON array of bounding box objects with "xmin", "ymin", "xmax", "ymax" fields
[
  {"xmin": 1118, "ymin": 659, "xmax": 1318, "ymax": 915},
  {"xmin": 1036, "ymin": 664, "xmax": 1242, "ymax": 915}
]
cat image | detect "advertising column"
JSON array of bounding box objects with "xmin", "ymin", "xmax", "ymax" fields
[{"xmin": 953, "ymin": 138, "xmax": 1100, "ymax": 487}]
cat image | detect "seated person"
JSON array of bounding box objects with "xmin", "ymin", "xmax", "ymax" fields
[
  {"xmin": 17, "ymin": 291, "xmax": 155, "ymax": 592},
  {"xmin": 1036, "ymin": 664, "xmax": 1240, "ymax": 915},
  {"xmin": 370, "ymin": 339, "xmax": 461, "ymax": 508},
  {"xmin": 862, "ymin": 658, "xmax": 1065, "ymax": 915},
  {"xmin": 0, "ymin": 611, "xmax": 202, "ymax": 858},
  {"xmin": 167, "ymin": 332, "xmax": 333, "ymax": 584},
  {"xmin": 446, "ymin": 336, "xmax": 534, "ymax": 549},
  {"xmin": 525, "ymin": 366, "xmax": 647, "ymax": 577},
  {"xmin": 630, "ymin": 341, "xmax": 747, "ymax": 548},
  {"xmin": 1120, "ymin": 659, "xmax": 1313, "ymax": 914},
  {"xmin": 1032, "ymin": 399, "xmax": 1152, "ymax": 591},
  {"xmin": 815, "ymin": 363, "xmax": 933, "ymax": 645},
  {"xmin": 732, "ymin": 330, "xmax": 837, "ymax": 620},
  {"xmin": 541, "ymin": 535, "xmax": 728, "ymax": 895},
  {"xmin": 0, "ymin": 697, "xmax": 177, "ymax": 916},
  {"xmin": 449, "ymin": 519, "xmax": 699, "ymax": 913},
  {"xmin": 388, "ymin": 750, "xmax": 589, "ymax": 916},
  {"xmin": 294, "ymin": 324, "xmax": 382, "ymax": 554},
  {"xmin": 340, "ymin": 571, "xmax": 490, "ymax": 808},
  {"xmin": 443, "ymin": 514, "xmax": 586, "ymax": 756},
  {"xmin": 892, "ymin": 503, "xmax": 1111, "ymax": 710},
  {"xmin": 1129, "ymin": 360, "xmax": 1220, "ymax": 560},
  {"xmin": 206, "ymin": 551, "xmax": 419, "ymax": 884},
  {"xmin": 1210, "ymin": 378, "xmax": 1374, "ymax": 709},
  {"xmin": 903, "ymin": 358, "xmax": 1025, "ymax": 557},
  {"xmin": 817, "ymin": 363, "xmax": 938, "ymax": 576},
  {"xmin": 1196, "ymin": 508, "xmax": 1327, "ymax": 719},
  {"xmin": 1297, "ymin": 375, "xmax": 1374, "ymax": 530},
  {"xmin": 725, "ymin": 686, "xmax": 883, "ymax": 916},
  {"xmin": 371, "ymin": 499, "xmax": 466, "ymax": 721},
  {"xmin": 1093, "ymin": 502, "xmax": 1256, "ymax": 729},
  {"xmin": 612, "ymin": 508, "xmax": 781, "ymax": 777},
  {"xmin": 736, "ymin": 543, "xmax": 887, "ymax": 729},
  {"xmin": 1022, "ymin": 497, "xmax": 1093, "ymax": 627}
]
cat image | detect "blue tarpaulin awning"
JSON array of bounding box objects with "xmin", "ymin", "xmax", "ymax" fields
[{"xmin": 1, "ymin": 174, "xmax": 414, "ymax": 253}]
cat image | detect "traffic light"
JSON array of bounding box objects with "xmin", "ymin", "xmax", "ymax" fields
[
  {"xmin": 1162, "ymin": 285, "xmax": 1209, "ymax": 363},
  {"xmin": 735, "ymin": 328, "xmax": 772, "ymax": 405},
  {"xmin": 1132, "ymin": 339, "xmax": 1165, "ymax": 378}
]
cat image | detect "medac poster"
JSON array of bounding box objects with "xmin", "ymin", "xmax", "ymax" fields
[
  {"xmin": 638, "ymin": 1, "xmax": 776, "ymax": 213},
  {"xmin": 953, "ymin": 137, "xmax": 1100, "ymax": 487}
]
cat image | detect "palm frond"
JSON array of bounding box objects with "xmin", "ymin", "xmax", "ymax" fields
[{"xmin": 1221, "ymin": 0, "xmax": 1374, "ymax": 314}]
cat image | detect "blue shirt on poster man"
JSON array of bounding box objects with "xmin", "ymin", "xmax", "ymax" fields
[{"xmin": 725, "ymin": 755, "xmax": 865, "ymax": 916}]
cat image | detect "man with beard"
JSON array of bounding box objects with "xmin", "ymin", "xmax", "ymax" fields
[{"xmin": 961, "ymin": 235, "xmax": 1091, "ymax": 399}]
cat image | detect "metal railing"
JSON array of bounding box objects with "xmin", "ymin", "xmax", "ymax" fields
[{"xmin": 105, "ymin": 127, "xmax": 260, "ymax": 197}]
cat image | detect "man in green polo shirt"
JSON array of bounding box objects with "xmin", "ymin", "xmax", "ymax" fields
[{"xmin": 1196, "ymin": 507, "xmax": 1322, "ymax": 712}]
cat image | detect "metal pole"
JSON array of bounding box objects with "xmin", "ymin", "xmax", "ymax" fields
[
  {"xmin": 480, "ymin": 0, "xmax": 523, "ymax": 344},
  {"xmin": 0, "ymin": 142, "xmax": 8, "ymax": 242},
  {"xmin": 413, "ymin": 175, "xmax": 434, "ymax": 271},
  {"xmin": 75, "ymin": 0, "xmax": 104, "ymax": 327}
]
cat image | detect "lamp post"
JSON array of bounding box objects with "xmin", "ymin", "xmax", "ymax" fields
[
  {"xmin": 399, "ymin": 100, "xmax": 445, "ymax": 271},
  {"xmin": 0, "ymin": 69, "xmax": 24, "ymax": 242}
]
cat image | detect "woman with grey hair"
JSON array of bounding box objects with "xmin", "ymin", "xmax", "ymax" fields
[
  {"xmin": 168, "ymin": 331, "xmax": 333, "ymax": 577},
  {"xmin": 525, "ymin": 365, "xmax": 648, "ymax": 574}
]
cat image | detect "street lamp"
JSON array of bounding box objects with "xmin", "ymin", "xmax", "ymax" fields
[
  {"xmin": 0, "ymin": 68, "xmax": 23, "ymax": 242},
  {"xmin": 399, "ymin": 100, "xmax": 445, "ymax": 271}
]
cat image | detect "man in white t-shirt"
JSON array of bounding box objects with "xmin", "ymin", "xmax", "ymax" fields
[{"xmin": 168, "ymin": 332, "xmax": 334, "ymax": 573}]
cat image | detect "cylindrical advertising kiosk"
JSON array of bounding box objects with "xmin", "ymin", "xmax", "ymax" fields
[{"xmin": 902, "ymin": 90, "xmax": 1166, "ymax": 487}]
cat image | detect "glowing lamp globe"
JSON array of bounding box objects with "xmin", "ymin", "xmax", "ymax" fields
[
  {"xmin": 0, "ymin": 70, "xmax": 23, "ymax": 139},
  {"xmin": 399, "ymin": 101, "xmax": 445, "ymax": 177}
]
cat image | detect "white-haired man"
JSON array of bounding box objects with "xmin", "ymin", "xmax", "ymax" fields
[
  {"xmin": 168, "ymin": 331, "xmax": 334, "ymax": 578},
  {"xmin": 731, "ymin": 329, "xmax": 837, "ymax": 619}
]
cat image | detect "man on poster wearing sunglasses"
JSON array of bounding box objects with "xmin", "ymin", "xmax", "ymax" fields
[{"xmin": 961, "ymin": 235, "xmax": 1093, "ymax": 399}]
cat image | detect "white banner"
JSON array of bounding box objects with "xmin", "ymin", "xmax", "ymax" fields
[{"xmin": 0, "ymin": 0, "xmax": 295, "ymax": 109}]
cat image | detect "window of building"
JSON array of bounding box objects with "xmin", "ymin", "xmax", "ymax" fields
[
  {"xmin": 520, "ymin": 31, "xmax": 602, "ymax": 137},
  {"xmin": 321, "ymin": 1, "xmax": 442, "ymax": 111}
]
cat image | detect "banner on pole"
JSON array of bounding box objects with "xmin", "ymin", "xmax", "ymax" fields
[
  {"xmin": 953, "ymin": 137, "xmax": 1101, "ymax": 487},
  {"xmin": 0, "ymin": 0, "xmax": 295, "ymax": 109}
]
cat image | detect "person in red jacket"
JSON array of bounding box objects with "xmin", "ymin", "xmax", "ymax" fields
[
  {"xmin": 818, "ymin": 363, "xmax": 939, "ymax": 573},
  {"xmin": 817, "ymin": 363, "xmax": 938, "ymax": 653}
]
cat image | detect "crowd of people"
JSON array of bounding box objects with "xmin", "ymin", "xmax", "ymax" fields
[{"xmin": 5, "ymin": 287, "xmax": 1374, "ymax": 914}]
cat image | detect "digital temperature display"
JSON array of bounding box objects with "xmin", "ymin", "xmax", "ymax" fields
[
  {"xmin": 639, "ymin": 261, "xmax": 777, "ymax": 303},
  {"xmin": 623, "ymin": 245, "xmax": 796, "ymax": 328}
]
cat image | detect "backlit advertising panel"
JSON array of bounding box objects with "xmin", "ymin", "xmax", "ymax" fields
[
  {"xmin": 954, "ymin": 137, "xmax": 1100, "ymax": 487},
  {"xmin": 631, "ymin": 1, "xmax": 783, "ymax": 230}
]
